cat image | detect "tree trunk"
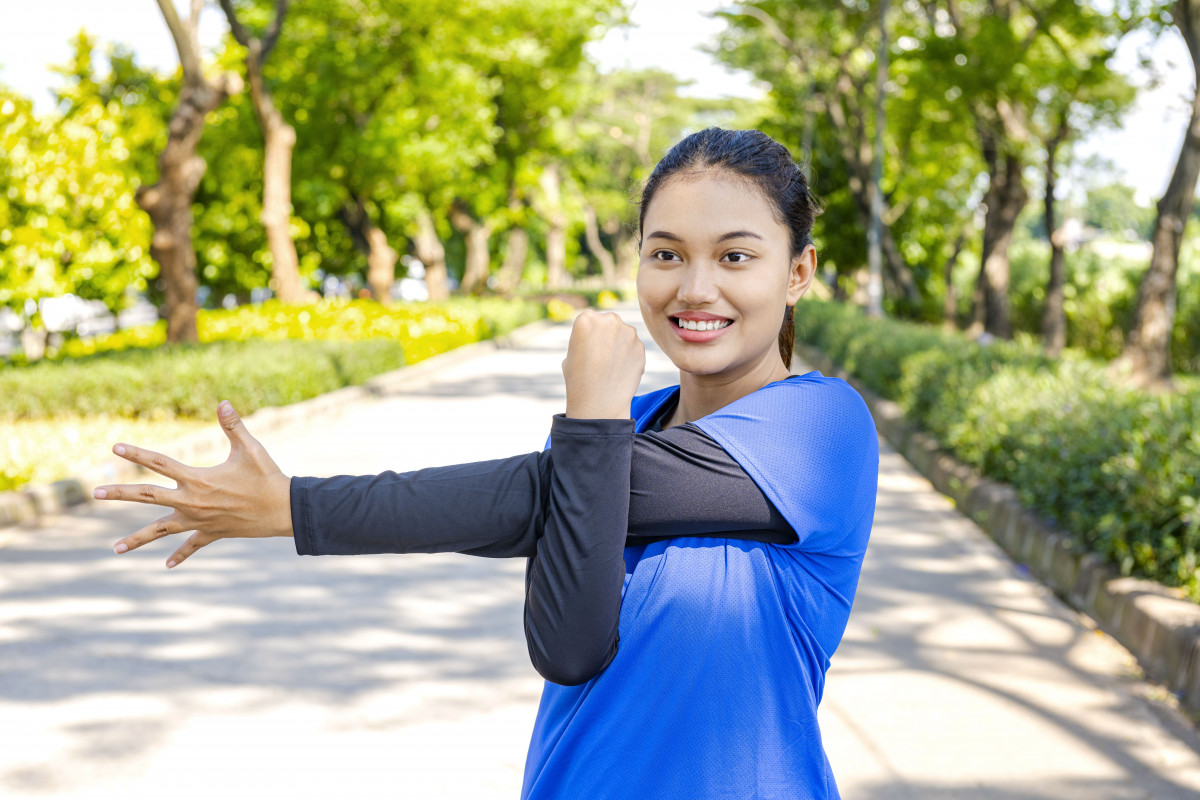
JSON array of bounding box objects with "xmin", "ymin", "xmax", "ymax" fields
[
  {"xmin": 19, "ymin": 323, "xmax": 48, "ymax": 361},
  {"xmin": 1116, "ymin": 0, "xmax": 1200, "ymax": 388},
  {"xmin": 135, "ymin": 80, "xmax": 230, "ymax": 343},
  {"xmin": 339, "ymin": 196, "xmax": 397, "ymax": 304},
  {"xmin": 252, "ymin": 59, "xmax": 304, "ymax": 303},
  {"xmin": 218, "ymin": 0, "xmax": 305, "ymax": 304},
  {"xmin": 971, "ymin": 137, "xmax": 1027, "ymax": 339},
  {"xmin": 824, "ymin": 57, "xmax": 921, "ymax": 305},
  {"xmin": 583, "ymin": 204, "xmax": 617, "ymax": 285},
  {"xmin": 365, "ymin": 225, "xmax": 397, "ymax": 304},
  {"xmin": 538, "ymin": 163, "xmax": 568, "ymax": 290},
  {"xmin": 881, "ymin": 224, "xmax": 921, "ymax": 303},
  {"xmin": 1042, "ymin": 122, "xmax": 1069, "ymax": 357},
  {"xmin": 495, "ymin": 226, "xmax": 529, "ymax": 295},
  {"xmin": 413, "ymin": 209, "xmax": 450, "ymax": 302},
  {"xmin": 448, "ymin": 202, "xmax": 494, "ymax": 295},
  {"xmin": 607, "ymin": 216, "xmax": 637, "ymax": 286},
  {"xmin": 139, "ymin": 0, "xmax": 238, "ymax": 343},
  {"xmin": 942, "ymin": 231, "xmax": 966, "ymax": 332}
]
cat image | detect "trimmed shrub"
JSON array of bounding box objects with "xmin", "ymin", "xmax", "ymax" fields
[
  {"xmin": 795, "ymin": 298, "xmax": 1200, "ymax": 600},
  {"xmin": 1, "ymin": 298, "xmax": 545, "ymax": 421}
]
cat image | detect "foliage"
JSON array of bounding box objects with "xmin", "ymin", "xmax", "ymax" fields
[
  {"xmin": 1086, "ymin": 182, "xmax": 1156, "ymax": 238},
  {"xmin": 0, "ymin": 37, "xmax": 159, "ymax": 326},
  {"xmin": 795, "ymin": 298, "xmax": 1200, "ymax": 600},
  {"xmin": 0, "ymin": 298, "xmax": 545, "ymax": 420},
  {"xmin": 1004, "ymin": 234, "xmax": 1200, "ymax": 372}
]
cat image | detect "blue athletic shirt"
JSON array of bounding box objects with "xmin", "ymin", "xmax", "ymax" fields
[{"xmin": 522, "ymin": 371, "xmax": 880, "ymax": 799}]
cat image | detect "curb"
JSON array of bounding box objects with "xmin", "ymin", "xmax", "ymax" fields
[
  {"xmin": 795, "ymin": 340, "xmax": 1200, "ymax": 717},
  {"xmin": 0, "ymin": 316, "xmax": 561, "ymax": 532}
]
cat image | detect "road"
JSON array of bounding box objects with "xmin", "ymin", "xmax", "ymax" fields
[{"xmin": 2, "ymin": 306, "xmax": 1199, "ymax": 799}]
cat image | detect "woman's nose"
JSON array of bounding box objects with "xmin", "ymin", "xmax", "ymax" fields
[{"xmin": 676, "ymin": 263, "xmax": 720, "ymax": 305}]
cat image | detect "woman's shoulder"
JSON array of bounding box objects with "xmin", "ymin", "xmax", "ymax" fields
[
  {"xmin": 740, "ymin": 370, "xmax": 870, "ymax": 419},
  {"xmin": 693, "ymin": 370, "xmax": 876, "ymax": 456}
]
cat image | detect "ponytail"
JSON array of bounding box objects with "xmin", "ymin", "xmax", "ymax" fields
[{"xmin": 777, "ymin": 305, "xmax": 795, "ymax": 369}]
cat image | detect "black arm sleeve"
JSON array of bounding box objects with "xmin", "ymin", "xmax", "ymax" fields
[
  {"xmin": 290, "ymin": 421, "xmax": 794, "ymax": 557},
  {"xmin": 523, "ymin": 414, "xmax": 632, "ymax": 685}
]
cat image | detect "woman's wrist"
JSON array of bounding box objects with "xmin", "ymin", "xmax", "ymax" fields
[
  {"xmin": 267, "ymin": 472, "xmax": 294, "ymax": 538},
  {"xmin": 564, "ymin": 402, "xmax": 632, "ymax": 420}
]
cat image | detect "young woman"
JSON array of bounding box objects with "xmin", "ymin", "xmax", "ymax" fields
[{"xmin": 99, "ymin": 128, "xmax": 879, "ymax": 799}]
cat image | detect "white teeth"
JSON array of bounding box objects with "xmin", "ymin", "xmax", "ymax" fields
[{"xmin": 675, "ymin": 318, "xmax": 730, "ymax": 331}]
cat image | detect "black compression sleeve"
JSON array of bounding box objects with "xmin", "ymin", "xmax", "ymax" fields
[
  {"xmin": 290, "ymin": 451, "xmax": 551, "ymax": 558},
  {"xmin": 290, "ymin": 422, "xmax": 795, "ymax": 557},
  {"xmin": 523, "ymin": 414, "xmax": 632, "ymax": 685}
]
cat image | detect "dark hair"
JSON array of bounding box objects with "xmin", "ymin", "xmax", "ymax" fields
[{"xmin": 637, "ymin": 128, "xmax": 819, "ymax": 368}]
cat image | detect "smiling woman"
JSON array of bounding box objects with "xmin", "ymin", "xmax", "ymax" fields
[{"xmin": 96, "ymin": 128, "xmax": 879, "ymax": 800}]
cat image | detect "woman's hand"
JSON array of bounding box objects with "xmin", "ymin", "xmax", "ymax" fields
[
  {"xmin": 96, "ymin": 401, "xmax": 292, "ymax": 569},
  {"xmin": 562, "ymin": 310, "xmax": 646, "ymax": 420}
]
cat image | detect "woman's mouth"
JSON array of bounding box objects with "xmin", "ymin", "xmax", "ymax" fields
[
  {"xmin": 669, "ymin": 315, "xmax": 733, "ymax": 342},
  {"xmin": 672, "ymin": 317, "xmax": 733, "ymax": 331}
]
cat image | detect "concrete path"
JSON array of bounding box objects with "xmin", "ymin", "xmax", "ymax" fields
[{"xmin": 2, "ymin": 306, "xmax": 1199, "ymax": 799}]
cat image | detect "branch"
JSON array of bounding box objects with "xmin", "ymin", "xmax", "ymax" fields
[
  {"xmin": 944, "ymin": 0, "xmax": 962, "ymax": 31},
  {"xmin": 217, "ymin": 0, "xmax": 253, "ymax": 49},
  {"xmin": 1177, "ymin": 0, "xmax": 1200, "ymax": 87},
  {"xmin": 155, "ymin": 0, "xmax": 202, "ymax": 81},
  {"xmin": 730, "ymin": 3, "xmax": 804, "ymax": 61},
  {"xmin": 1012, "ymin": 0, "xmax": 1071, "ymax": 60},
  {"xmin": 261, "ymin": 0, "xmax": 290, "ymax": 62}
]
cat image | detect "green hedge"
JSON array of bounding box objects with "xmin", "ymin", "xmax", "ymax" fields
[
  {"xmin": 794, "ymin": 298, "xmax": 1200, "ymax": 601},
  {"xmin": 1, "ymin": 298, "xmax": 545, "ymax": 420}
]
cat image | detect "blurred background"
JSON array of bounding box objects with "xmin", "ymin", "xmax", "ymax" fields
[
  {"xmin": 4, "ymin": 4, "xmax": 1200, "ymax": 798},
  {"xmin": 1, "ymin": 0, "xmax": 1198, "ymax": 611}
]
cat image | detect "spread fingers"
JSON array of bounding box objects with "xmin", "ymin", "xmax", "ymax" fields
[
  {"xmin": 165, "ymin": 531, "xmax": 215, "ymax": 569},
  {"xmin": 110, "ymin": 443, "xmax": 190, "ymax": 482},
  {"xmin": 113, "ymin": 512, "xmax": 189, "ymax": 555},
  {"xmin": 92, "ymin": 482, "xmax": 174, "ymax": 506}
]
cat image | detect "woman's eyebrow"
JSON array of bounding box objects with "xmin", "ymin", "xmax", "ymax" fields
[
  {"xmin": 645, "ymin": 230, "xmax": 765, "ymax": 242},
  {"xmin": 716, "ymin": 230, "xmax": 765, "ymax": 242}
]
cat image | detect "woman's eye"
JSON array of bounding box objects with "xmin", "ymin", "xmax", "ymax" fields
[
  {"xmin": 651, "ymin": 250, "xmax": 680, "ymax": 262},
  {"xmin": 723, "ymin": 252, "xmax": 752, "ymax": 263}
]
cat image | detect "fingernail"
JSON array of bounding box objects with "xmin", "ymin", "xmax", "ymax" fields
[
  {"xmin": 93, "ymin": 488, "xmax": 107, "ymax": 499},
  {"xmin": 114, "ymin": 543, "xmax": 128, "ymax": 554},
  {"xmin": 219, "ymin": 400, "xmax": 232, "ymax": 415},
  {"xmin": 166, "ymin": 560, "xmax": 177, "ymax": 569},
  {"xmin": 113, "ymin": 445, "xmax": 125, "ymax": 456}
]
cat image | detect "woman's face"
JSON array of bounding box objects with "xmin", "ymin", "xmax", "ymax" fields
[{"xmin": 636, "ymin": 169, "xmax": 814, "ymax": 382}]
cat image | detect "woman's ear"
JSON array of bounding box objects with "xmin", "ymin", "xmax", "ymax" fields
[{"xmin": 787, "ymin": 244, "xmax": 817, "ymax": 304}]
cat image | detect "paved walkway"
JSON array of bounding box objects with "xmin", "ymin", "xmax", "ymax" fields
[{"xmin": 2, "ymin": 306, "xmax": 1199, "ymax": 799}]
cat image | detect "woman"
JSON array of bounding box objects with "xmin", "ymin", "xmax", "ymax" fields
[{"xmin": 99, "ymin": 128, "xmax": 879, "ymax": 799}]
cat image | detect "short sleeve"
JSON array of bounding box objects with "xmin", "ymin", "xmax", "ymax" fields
[{"xmin": 692, "ymin": 376, "xmax": 879, "ymax": 557}]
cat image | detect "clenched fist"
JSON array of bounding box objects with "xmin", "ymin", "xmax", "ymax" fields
[{"xmin": 562, "ymin": 310, "xmax": 646, "ymax": 420}]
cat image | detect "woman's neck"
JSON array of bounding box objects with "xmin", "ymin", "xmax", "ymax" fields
[{"xmin": 666, "ymin": 355, "xmax": 791, "ymax": 428}]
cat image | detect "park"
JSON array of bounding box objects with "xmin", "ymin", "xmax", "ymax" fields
[{"xmin": 2, "ymin": 1, "xmax": 1200, "ymax": 797}]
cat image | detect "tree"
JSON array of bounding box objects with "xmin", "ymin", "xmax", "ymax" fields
[
  {"xmin": 218, "ymin": 0, "xmax": 309, "ymax": 303},
  {"xmin": 456, "ymin": 0, "xmax": 626, "ymax": 294},
  {"xmin": 1118, "ymin": 0, "xmax": 1200, "ymax": 387},
  {"xmin": 1030, "ymin": 24, "xmax": 1137, "ymax": 356},
  {"xmin": 138, "ymin": 0, "xmax": 240, "ymax": 342},
  {"xmin": 913, "ymin": 1, "xmax": 1135, "ymax": 340},
  {"xmin": 0, "ymin": 67, "xmax": 155, "ymax": 358}
]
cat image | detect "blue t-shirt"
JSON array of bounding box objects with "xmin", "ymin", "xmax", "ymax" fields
[{"xmin": 521, "ymin": 371, "xmax": 880, "ymax": 799}]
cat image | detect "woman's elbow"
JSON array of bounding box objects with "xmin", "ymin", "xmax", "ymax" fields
[{"xmin": 528, "ymin": 638, "xmax": 619, "ymax": 686}]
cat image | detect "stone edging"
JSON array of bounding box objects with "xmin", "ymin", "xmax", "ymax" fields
[
  {"xmin": 0, "ymin": 317, "xmax": 561, "ymax": 532},
  {"xmin": 795, "ymin": 340, "xmax": 1200, "ymax": 717}
]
